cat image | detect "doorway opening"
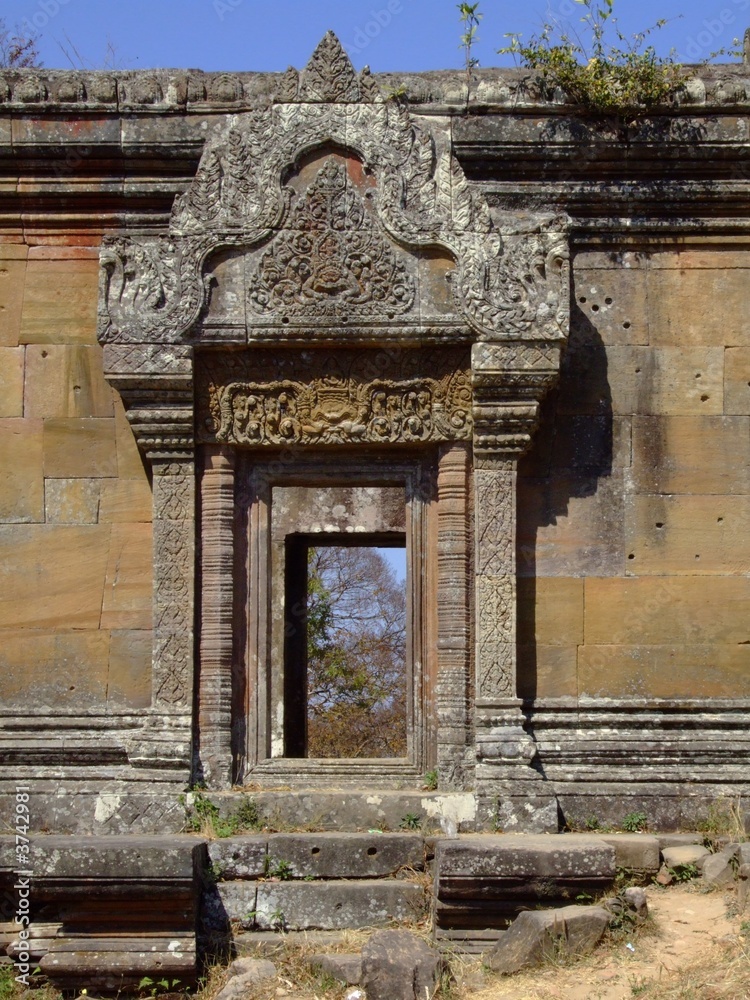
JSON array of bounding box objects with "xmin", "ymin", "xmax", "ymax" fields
[{"xmin": 284, "ymin": 536, "xmax": 408, "ymax": 759}]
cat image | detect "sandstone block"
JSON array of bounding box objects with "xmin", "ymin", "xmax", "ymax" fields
[
  {"xmin": 0, "ymin": 524, "xmax": 110, "ymax": 628},
  {"xmin": 99, "ymin": 478, "xmax": 152, "ymax": 523},
  {"xmin": 361, "ymin": 930, "xmax": 443, "ymax": 1000},
  {"xmin": 23, "ymin": 835, "xmax": 199, "ymax": 880},
  {"xmin": 253, "ymin": 881, "xmax": 425, "ymax": 931},
  {"xmin": 600, "ymin": 835, "xmax": 660, "ymax": 873},
  {"xmin": 19, "ymin": 258, "xmax": 99, "ymax": 345},
  {"xmin": 44, "ymin": 478, "xmax": 101, "ymax": 524},
  {"xmin": 581, "ymin": 643, "xmax": 750, "ymax": 698},
  {"xmin": 623, "ymin": 886, "xmax": 649, "ymax": 918},
  {"xmin": 0, "ymin": 629, "xmax": 110, "ymax": 709},
  {"xmin": 0, "ymin": 256, "xmax": 26, "ymax": 346},
  {"xmin": 724, "ymin": 346, "xmax": 750, "ymax": 415},
  {"xmin": 631, "ymin": 416, "xmax": 750, "ymax": 495},
  {"xmin": 24, "ymin": 344, "xmax": 114, "ymax": 418},
  {"xmin": 657, "ymin": 834, "xmax": 704, "ymax": 849},
  {"xmin": 572, "ymin": 264, "xmax": 649, "ymax": 346},
  {"xmin": 43, "ymin": 417, "xmax": 117, "ymax": 479},
  {"xmin": 101, "ymin": 522, "xmax": 153, "ymax": 630},
  {"xmin": 485, "ymin": 905, "xmax": 610, "ymax": 974},
  {"xmin": 108, "ymin": 630, "xmax": 152, "ymax": 709},
  {"xmin": 309, "ymin": 953, "xmax": 362, "ymax": 986},
  {"xmin": 648, "ymin": 263, "xmax": 750, "ymax": 347},
  {"xmin": 583, "ymin": 577, "xmax": 750, "ymax": 645},
  {"xmin": 208, "ymin": 837, "xmax": 267, "ymax": 879},
  {"xmin": 0, "ymin": 418, "xmax": 44, "ymax": 521},
  {"xmin": 0, "ymin": 346, "xmax": 24, "ymax": 415},
  {"xmin": 517, "ymin": 577, "xmax": 584, "ymax": 645},
  {"xmin": 624, "ymin": 494, "xmax": 750, "ymax": 574},
  {"xmin": 517, "ymin": 474, "xmax": 625, "ymax": 577},
  {"xmin": 605, "ymin": 346, "xmax": 723, "ymax": 416},
  {"xmin": 517, "ymin": 644, "xmax": 578, "ymax": 701},
  {"xmin": 266, "ymin": 833, "xmax": 425, "ymax": 879}
]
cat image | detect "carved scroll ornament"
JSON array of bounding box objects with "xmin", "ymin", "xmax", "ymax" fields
[{"xmin": 98, "ymin": 33, "xmax": 569, "ymax": 347}]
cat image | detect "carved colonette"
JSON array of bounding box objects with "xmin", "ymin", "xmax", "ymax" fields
[{"xmin": 98, "ymin": 33, "xmax": 570, "ymax": 792}]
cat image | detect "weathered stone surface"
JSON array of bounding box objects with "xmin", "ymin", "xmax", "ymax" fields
[
  {"xmin": 227, "ymin": 957, "xmax": 278, "ymax": 980},
  {"xmin": 485, "ymin": 905, "xmax": 609, "ymax": 974},
  {"xmin": 266, "ymin": 833, "xmax": 425, "ymax": 879},
  {"xmin": 657, "ymin": 834, "xmax": 705, "ymax": 849},
  {"xmin": 517, "ymin": 577, "xmax": 584, "ymax": 646},
  {"xmin": 572, "ymin": 264, "xmax": 649, "ymax": 347},
  {"xmin": 361, "ymin": 930, "xmax": 443, "ymax": 1000},
  {"xmin": 518, "ymin": 644, "xmax": 578, "ymax": 700},
  {"xmin": 43, "ymin": 417, "xmax": 117, "ymax": 479},
  {"xmin": 0, "ymin": 525, "xmax": 109, "ymax": 628},
  {"xmin": 113, "ymin": 397, "xmax": 147, "ymax": 480},
  {"xmin": 578, "ymin": 644, "xmax": 750, "ymax": 699},
  {"xmin": 661, "ymin": 845, "xmax": 711, "ymax": 870},
  {"xmin": 600, "ymin": 835, "xmax": 660, "ymax": 873},
  {"xmin": 208, "ymin": 836, "xmax": 267, "ymax": 879},
  {"xmin": 647, "ymin": 262, "xmax": 750, "ymax": 348},
  {"xmin": 252, "ymin": 881, "xmax": 425, "ymax": 931},
  {"xmin": 491, "ymin": 797, "xmax": 560, "ymax": 835},
  {"xmin": 739, "ymin": 864, "xmax": 750, "ymax": 912},
  {"xmin": 44, "ymin": 478, "xmax": 101, "ymax": 524},
  {"xmin": 605, "ymin": 346, "xmax": 724, "ymax": 416},
  {"xmin": 0, "ymin": 418, "xmax": 44, "ymax": 521},
  {"xmin": 309, "ymin": 953, "xmax": 362, "ymax": 986},
  {"xmin": 12, "ymin": 834, "xmax": 200, "ymax": 879},
  {"xmin": 0, "ymin": 346, "xmax": 23, "ymax": 415}
]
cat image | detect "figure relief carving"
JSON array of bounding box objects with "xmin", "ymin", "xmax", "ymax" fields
[
  {"xmin": 198, "ymin": 349, "xmax": 472, "ymax": 446},
  {"xmin": 248, "ymin": 160, "xmax": 415, "ymax": 319}
]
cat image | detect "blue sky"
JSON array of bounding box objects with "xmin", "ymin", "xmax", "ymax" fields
[{"xmin": 3, "ymin": 0, "xmax": 747, "ymax": 72}]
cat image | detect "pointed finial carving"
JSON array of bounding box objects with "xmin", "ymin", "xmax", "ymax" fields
[{"xmin": 299, "ymin": 31, "xmax": 361, "ymax": 103}]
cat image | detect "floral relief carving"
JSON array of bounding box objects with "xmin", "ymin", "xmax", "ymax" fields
[{"xmin": 248, "ymin": 160, "xmax": 415, "ymax": 319}]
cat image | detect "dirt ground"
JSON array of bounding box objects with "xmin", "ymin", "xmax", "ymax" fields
[{"xmin": 455, "ymin": 885, "xmax": 746, "ymax": 1000}]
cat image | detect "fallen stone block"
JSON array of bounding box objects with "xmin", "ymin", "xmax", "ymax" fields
[
  {"xmin": 661, "ymin": 845, "xmax": 710, "ymax": 871},
  {"xmin": 657, "ymin": 834, "xmax": 704, "ymax": 850},
  {"xmin": 485, "ymin": 905, "xmax": 610, "ymax": 975},
  {"xmin": 702, "ymin": 846, "xmax": 739, "ymax": 888},
  {"xmin": 361, "ymin": 930, "xmax": 443, "ymax": 1000},
  {"xmin": 309, "ymin": 952, "xmax": 362, "ymax": 986},
  {"xmin": 226, "ymin": 957, "xmax": 277, "ymax": 981},
  {"xmin": 623, "ymin": 886, "xmax": 649, "ymax": 919},
  {"xmin": 215, "ymin": 965, "xmax": 277, "ymax": 1000}
]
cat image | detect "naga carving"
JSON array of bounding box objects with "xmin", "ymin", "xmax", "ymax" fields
[{"xmin": 98, "ymin": 32, "xmax": 569, "ymax": 347}]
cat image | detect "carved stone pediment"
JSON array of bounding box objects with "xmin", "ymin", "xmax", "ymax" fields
[{"xmin": 98, "ymin": 32, "xmax": 569, "ymax": 348}]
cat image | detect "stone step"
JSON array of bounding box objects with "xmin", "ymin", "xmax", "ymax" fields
[{"xmin": 209, "ymin": 832, "xmax": 426, "ymax": 880}]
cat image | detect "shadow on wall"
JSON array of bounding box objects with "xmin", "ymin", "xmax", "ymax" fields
[{"xmin": 516, "ymin": 300, "xmax": 614, "ymax": 701}]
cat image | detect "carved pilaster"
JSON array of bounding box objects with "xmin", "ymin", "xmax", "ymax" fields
[
  {"xmin": 197, "ymin": 448, "xmax": 236, "ymax": 789},
  {"xmin": 436, "ymin": 444, "xmax": 473, "ymax": 789},
  {"xmin": 471, "ymin": 343, "xmax": 563, "ymax": 815}
]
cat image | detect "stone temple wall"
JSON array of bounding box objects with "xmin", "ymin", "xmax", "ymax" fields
[{"xmin": 0, "ymin": 43, "xmax": 749, "ymax": 832}]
